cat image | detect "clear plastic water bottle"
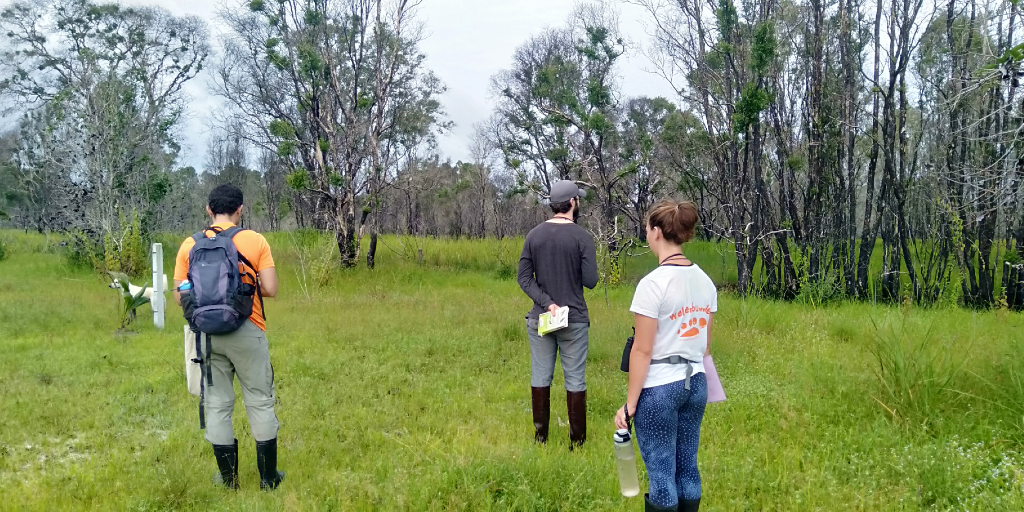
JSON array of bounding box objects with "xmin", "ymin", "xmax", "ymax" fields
[{"xmin": 614, "ymin": 429, "xmax": 640, "ymax": 497}]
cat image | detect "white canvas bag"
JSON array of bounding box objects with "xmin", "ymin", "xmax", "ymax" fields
[{"xmin": 183, "ymin": 324, "xmax": 202, "ymax": 397}]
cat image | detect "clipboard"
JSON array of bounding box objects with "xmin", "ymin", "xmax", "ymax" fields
[{"xmin": 704, "ymin": 355, "xmax": 726, "ymax": 403}]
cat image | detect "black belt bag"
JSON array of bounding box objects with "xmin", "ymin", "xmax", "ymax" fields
[{"xmin": 621, "ymin": 329, "xmax": 701, "ymax": 389}]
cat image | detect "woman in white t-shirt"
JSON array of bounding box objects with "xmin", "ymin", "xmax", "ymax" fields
[{"xmin": 614, "ymin": 200, "xmax": 717, "ymax": 512}]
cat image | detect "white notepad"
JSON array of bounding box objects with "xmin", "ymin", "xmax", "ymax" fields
[{"xmin": 538, "ymin": 306, "xmax": 569, "ymax": 335}]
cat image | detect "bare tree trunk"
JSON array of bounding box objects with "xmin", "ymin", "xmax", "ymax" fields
[
  {"xmin": 856, "ymin": 0, "xmax": 885, "ymax": 297},
  {"xmin": 367, "ymin": 231, "xmax": 378, "ymax": 269}
]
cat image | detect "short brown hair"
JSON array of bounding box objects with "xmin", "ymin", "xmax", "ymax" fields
[
  {"xmin": 646, "ymin": 200, "xmax": 698, "ymax": 245},
  {"xmin": 209, "ymin": 184, "xmax": 244, "ymax": 215},
  {"xmin": 550, "ymin": 199, "xmax": 573, "ymax": 214}
]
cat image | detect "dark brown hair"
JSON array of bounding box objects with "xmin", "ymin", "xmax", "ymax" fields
[
  {"xmin": 550, "ymin": 198, "xmax": 574, "ymax": 215},
  {"xmin": 646, "ymin": 200, "xmax": 698, "ymax": 245},
  {"xmin": 208, "ymin": 184, "xmax": 244, "ymax": 215}
]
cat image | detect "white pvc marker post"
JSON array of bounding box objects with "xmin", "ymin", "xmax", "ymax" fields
[{"xmin": 151, "ymin": 243, "xmax": 165, "ymax": 330}]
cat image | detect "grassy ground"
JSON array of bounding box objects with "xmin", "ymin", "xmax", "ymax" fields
[{"xmin": 2, "ymin": 230, "xmax": 1024, "ymax": 510}]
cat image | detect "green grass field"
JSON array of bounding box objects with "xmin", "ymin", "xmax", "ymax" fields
[{"xmin": 3, "ymin": 230, "xmax": 1024, "ymax": 511}]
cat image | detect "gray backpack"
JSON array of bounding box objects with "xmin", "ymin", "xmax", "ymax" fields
[
  {"xmin": 185, "ymin": 226, "xmax": 260, "ymax": 334},
  {"xmin": 180, "ymin": 225, "xmax": 263, "ymax": 428}
]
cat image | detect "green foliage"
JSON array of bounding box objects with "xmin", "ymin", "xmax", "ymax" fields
[
  {"xmin": 63, "ymin": 231, "xmax": 104, "ymax": 271},
  {"xmin": 103, "ymin": 212, "xmax": 146, "ymax": 278},
  {"xmin": 716, "ymin": 0, "xmax": 738, "ymax": 42},
  {"xmin": 328, "ymin": 172, "xmax": 344, "ymax": 187},
  {"xmin": 545, "ymin": 146, "xmax": 569, "ymax": 163},
  {"xmin": 660, "ymin": 110, "xmax": 700, "ymax": 146},
  {"xmin": 1006, "ymin": 247, "xmax": 1022, "ymax": 266},
  {"xmin": 988, "ymin": 41, "xmax": 1024, "ymax": 70},
  {"xmin": 269, "ymin": 118, "xmax": 296, "ymax": 139},
  {"xmin": 304, "ymin": 8, "xmax": 323, "ymax": 26},
  {"xmin": 107, "ymin": 271, "xmax": 151, "ymax": 330},
  {"xmin": 586, "ymin": 78, "xmax": 611, "ymax": 109},
  {"xmin": 586, "ymin": 111, "xmax": 611, "ymax": 134},
  {"xmin": 709, "ymin": 42, "xmax": 731, "ymax": 62},
  {"xmin": 318, "ymin": 138, "xmax": 330, "ymax": 153},
  {"xmin": 0, "ymin": 236, "xmax": 6, "ymax": 262},
  {"xmin": 277, "ymin": 139, "xmax": 298, "ymax": 158},
  {"xmin": 266, "ymin": 48, "xmax": 289, "ymax": 70},
  {"xmin": 356, "ymin": 93, "xmax": 372, "ymax": 111},
  {"xmin": 297, "ymin": 43, "xmax": 324, "ymax": 78},
  {"xmin": 248, "ymin": 0, "xmax": 265, "ymax": 12},
  {"xmin": 145, "ymin": 172, "xmax": 171, "ymax": 204},
  {"xmin": 616, "ymin": 161, "xmax": 639, "ymax": 179},
  {"xmin": 532, "ymin": 60, "xmax": 578, "ymax": 109},
  {"xmin": 786, "ymin": 155, "xmax": 806, "ymax": 172},
  {"xmin": 287, "ymin": 168, "xmax": 311, "ymax": 191},
  {"xmin": 751, "ymin": 22, "xmax": 777, "ymax": 73},
  {"xmin": 732, "ymin": 82, "xmax": 771, "ymax": 133}
]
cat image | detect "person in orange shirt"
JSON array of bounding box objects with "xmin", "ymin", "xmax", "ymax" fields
[{"xmin": 173, "ymin": 184, "xmax": 284, "ymax": 490}]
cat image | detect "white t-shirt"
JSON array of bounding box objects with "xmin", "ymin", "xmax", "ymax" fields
[{"xmin": 629, "ymin": 264, "xmax": 718, "ymax": 388}]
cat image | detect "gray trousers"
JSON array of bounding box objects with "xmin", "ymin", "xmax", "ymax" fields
[
  {"xmin": 526, "ymin": 319, "xmax": 589, "ymax": 392},
  {"xmin": 202, "ymin": 320, "xmax": 280, "ymax": 445}
]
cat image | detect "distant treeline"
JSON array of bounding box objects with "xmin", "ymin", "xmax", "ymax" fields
[{"xmin": 2, "ymin": 0, "xmax": 1024, "ymax": 308}]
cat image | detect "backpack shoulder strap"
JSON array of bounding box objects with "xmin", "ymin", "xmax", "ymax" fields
[
  {"xmin": 191, "ymin": 231, "xmax": 208, "ymax": 243},
  {"xmin": 225, "ymin": 227, "xmax": 256, "ymax": 268},
  {"xmin": 221, "ymin": 227, "xmax": 266, "ymax": 322},
  {"xmin": 222, "ymin": 226, "xmax": 245, "ymax": 239}
]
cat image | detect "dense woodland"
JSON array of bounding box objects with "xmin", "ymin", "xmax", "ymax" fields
[{"xmin": 2, "ymin": 0, "xmax": 1024, "ymax": 308}]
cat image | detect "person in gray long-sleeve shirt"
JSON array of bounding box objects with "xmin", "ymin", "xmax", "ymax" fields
[{"xmin": 518, "ymin": 180, "xmax": 598, "ymax": 450}]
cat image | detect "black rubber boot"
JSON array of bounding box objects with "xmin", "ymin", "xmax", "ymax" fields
[
  {"xmin": 531, "ymin": 386, "xmax": 550, "ymax": 443},
  {"xmin": 644, "ymin": 493, "xmax": 677, "ymax": 511},
  {"xmin": 567, "ymin": 390, "xmax": 586, "ymax": 450},
  {"xmin": 678, "ymin": 498, "xmax": 701, "ymax": 512},
  {"xmin": 212, "ymin": 439, "xmax": 239, "ymax": 490},
  {"xmin": 256, "ymin": 438, "xmax": 285, "ymax": 490}
]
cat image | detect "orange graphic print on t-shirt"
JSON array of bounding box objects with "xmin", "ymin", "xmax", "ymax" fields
[
  {"xmin": 678, "ymin": 317, "xmax": 709, "ymax": 338},
  {"xmin": 671, "ymin": 304, "xmax": 712, "ymax": 339}
]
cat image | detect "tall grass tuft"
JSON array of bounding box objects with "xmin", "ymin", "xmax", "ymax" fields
[
  {"xmin": 868, "ymin": 316, "xmax": 963, "ymax": 430},
  {"xmin": 967, "ymin": 339, "xmax": 1024, "ymax": 443},
  {"xmin": 286, "ymin": 229, "xmax": 338, "ymax": 298}
]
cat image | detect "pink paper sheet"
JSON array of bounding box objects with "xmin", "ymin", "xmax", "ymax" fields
[{"xmin": 704, "ymin": 355, "xmax": 726, "ymax": 403}]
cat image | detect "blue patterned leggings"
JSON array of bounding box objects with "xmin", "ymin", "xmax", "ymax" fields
[{"xmin": 634, "ymin": 373, "xmax": 707, "ymax": 508}]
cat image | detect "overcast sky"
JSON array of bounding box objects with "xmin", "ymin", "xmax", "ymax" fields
[{"xmin": 117, "ymin": 0, "xmax": 679, "ymax": 171}]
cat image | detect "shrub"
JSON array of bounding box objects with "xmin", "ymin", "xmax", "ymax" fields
[
  {"xmin": 495, "ymin": 264, "xmax": 516, "ymax": 281},
  {"xmin": 1005, "ymin": 246, "xmax": 1021, "ymax": 266},
  {"xmin": 103, "ymin": 212, "xmax": 147, "ymax": 278},
  {"xmin": 63, "ymin": 231, "xmax": 105, "ymax": 271},
  {"xmin": 0, "ymin": 237, "xmax": 7, "ymax": 261}
]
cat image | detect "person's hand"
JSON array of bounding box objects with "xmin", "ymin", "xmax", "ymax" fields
[
  {"xmin": 614, "ymin": 404, "xmax": 630, "ymax": 430},
  {"xmin": 548, "ymin": 304, "xmax": 560, "ymax": 315}
]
